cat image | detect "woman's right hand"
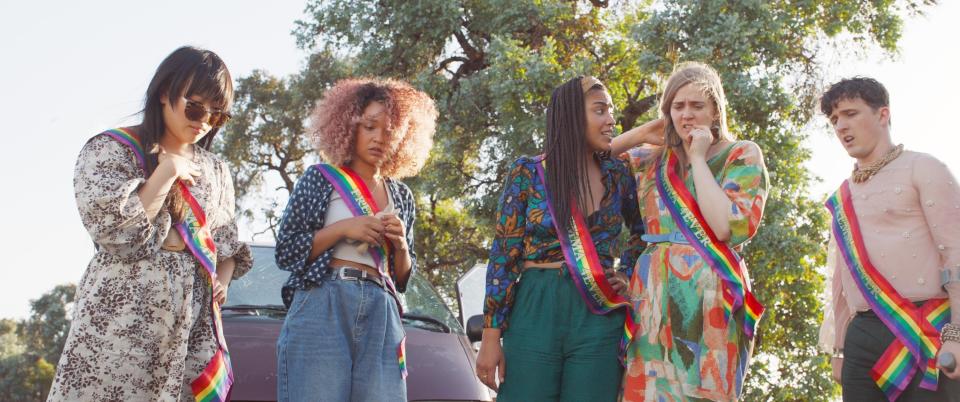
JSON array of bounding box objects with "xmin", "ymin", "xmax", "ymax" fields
[
  {"xmin": 339, "ymin": 216, "xmax": 386, "ymax": 246},
  {"xmin": 157, "ymin": 147, "xmax": 201, "ymax": 186},
  {"xmin": 476, "ymin": 329, "xmax": 506, "ymax": 391},
  {"xmin": 635, "ymin": 117, "xmax": 666, "ymax": 146}
]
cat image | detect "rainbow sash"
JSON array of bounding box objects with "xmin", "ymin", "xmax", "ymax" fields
[
  {"xmin": 398, "ymin": 336, "xmax": 408, "ymax": 379},
  {"xmin": 314, "ymin": 164, "xmax": 402, "ymax": 308},
  {"xmin": 826, "ymin": 181, "xmax": 948, "ymax": 400},
  {"xmin": 102, "ymin": 128, "xmax": 233, "ymax": 402},
  {"xmin": 532, "ymin": 158, "xmax": 638, "ymax": 356},
  {"xmin": 654, "ymin": 148, "xmax": 764, "ymax": 338}
]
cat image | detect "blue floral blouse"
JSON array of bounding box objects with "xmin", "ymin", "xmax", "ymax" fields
[
  {"xmin": 483, "ymin": 155, "xmax": 646, "ymax": 329},
  {"xmin": 274, "ymin": 165, "xmax": 417, "ymax": 307}
]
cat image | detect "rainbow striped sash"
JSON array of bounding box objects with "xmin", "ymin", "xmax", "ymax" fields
[
  {"xmin": 826, "ymin": 181, "xmax": 947, "ymax": 400},
  {"xmin": 102, "ymin": 128, "xmax": 233, "ymax": 402},
  {"xmin": 532, "ymin": 158, "xmax": 638, "ymax": 357},
  {"xmin": 654, "ymin": 148, "xmax": 764, "ymax": 338},
  {"xmin": 314, "ymin": 164, "xmax": 401, "ymax": 311}
]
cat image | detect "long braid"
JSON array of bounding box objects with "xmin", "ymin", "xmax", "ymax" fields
[{"xmin": 544, "ymin": 76, "xmax": 594, "ymax": 232}]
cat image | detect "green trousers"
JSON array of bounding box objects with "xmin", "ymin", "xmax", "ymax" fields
[{"xmin": 498, "ymin": 268, "xmax": 626, "ymax": 402}]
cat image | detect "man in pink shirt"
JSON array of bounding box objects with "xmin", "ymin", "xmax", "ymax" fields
[{"xmin": 820, "ymin": 77, "xmax": 960, "ymax": 401}]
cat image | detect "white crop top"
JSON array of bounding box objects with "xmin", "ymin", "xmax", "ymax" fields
[{"xmin": 323, "ymin": 189, "xmax": 395, "ymax": 269}]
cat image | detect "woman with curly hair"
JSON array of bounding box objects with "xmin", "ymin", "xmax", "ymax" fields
[
  {"xmin": 475, "ymin": 76, "xmax": 646, "ymax": 401},
  {"xmin": 274, "ymin": 78, "xmax": 436, "ymax": 401}
]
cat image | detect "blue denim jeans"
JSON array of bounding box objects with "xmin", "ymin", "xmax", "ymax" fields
[{"xmin": 276, "ymin": 275, "xmax": 407, "ymax": 402}]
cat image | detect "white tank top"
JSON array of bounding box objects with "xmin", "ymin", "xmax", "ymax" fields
[{"xmin": 323, "ymin": 188, "xmax": 396, "ymax": 269}]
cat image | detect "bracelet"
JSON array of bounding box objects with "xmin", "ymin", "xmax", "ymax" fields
[
  {"xmin": 942, "ymin": 323, "xmax": 960, "ymax": 344},
  {"xmin": 942, "ymin": 267, "xmax": 960, "ymax": 290},
  {"xmin": 831, "ymin": 348, "xmax": 844, "ymax": 359}
]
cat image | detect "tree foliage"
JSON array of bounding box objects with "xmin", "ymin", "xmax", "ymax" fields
[
  {"xmin": 0, "ymin": 284, "xmax": 74, "ymax": 401},
  {"xmin": 220, "ymin": 1, "xmax": 935, "ymax": 398}
]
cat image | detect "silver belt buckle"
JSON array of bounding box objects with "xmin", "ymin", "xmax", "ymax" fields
[{"xmin": 337, "ymin": 267, "xmax": 357, "ymax": 281}]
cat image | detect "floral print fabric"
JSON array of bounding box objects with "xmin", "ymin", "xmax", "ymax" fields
[
  {"xmin": 49, "ymin": 133, "xmax": 252, "ymax": 401},
  {"xmin": 483, "ymin": 155, "xmax": 646, "ymax": 329}
]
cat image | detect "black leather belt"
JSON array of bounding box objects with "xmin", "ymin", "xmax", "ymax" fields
[{"xmin": 326, "ymin": 266, "xmax": 386, "ymax": 289}]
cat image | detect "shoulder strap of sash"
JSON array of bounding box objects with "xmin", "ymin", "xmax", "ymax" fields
[
  {"xmin": 825, "ymin": 180, "xmax": 942, "ymax": 386},
  {"xmin": 654, "ymin": 148, "xmax": 764, "ymax": 338},
  {"xmin": 314, "ymin": 163, "xmax": 402, "ymax": 312},
  {"xmin": 100, "ymin": 128, "xmax": 234, "ymax": 400}
]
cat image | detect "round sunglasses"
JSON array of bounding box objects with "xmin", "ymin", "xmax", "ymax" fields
[{"xmin": 182, "ymin": 98, "xmax": 231, "ymax": 128}]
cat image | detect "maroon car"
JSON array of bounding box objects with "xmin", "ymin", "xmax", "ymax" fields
[{"xmin": 222, "ymin": 244, "xmax": 492, "ymax": 402}]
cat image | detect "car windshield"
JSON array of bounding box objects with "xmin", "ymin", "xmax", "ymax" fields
[{"xmin": 224, "ymin": 245, "xmax": 464, "ymax": 334}]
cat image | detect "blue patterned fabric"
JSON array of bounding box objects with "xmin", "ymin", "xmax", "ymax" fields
[{"xmin": 483, "ymin": 154, "xmax": 645, "ymax": 329}]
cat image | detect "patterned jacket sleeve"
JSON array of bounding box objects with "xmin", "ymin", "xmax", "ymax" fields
[
  {"xmin": 616, "ymin": 154, "xmax": 645, "ymax": 277},
  {"xmin": 74, "ymin": 135, "xmax": 171, "ymax": 262},
  {"xmin": 275, "ymin": 166, "xmax": 334, "ymax": 277},
  {"xmin": 721, "ymin": 141, "xmax": 769, "ymax": 247},
  {"xmin": 210, "ymin": 158, "xmax": 253, "ymax": 278},
  {"xmin": 482, "ymin": 158, "xmax": 532, "ymax": 329}
]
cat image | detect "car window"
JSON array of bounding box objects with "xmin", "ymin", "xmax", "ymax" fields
[
  {"xmin": 399, "ymin": 274, "xmax": 464, "ymax": 334},
  {"xmin": 223, "ymin": 246, "xmax": 288, "ymax": 308},
  {"xmin": 225, "ymin": 245, "xmax": 464, "ymax": 334}
]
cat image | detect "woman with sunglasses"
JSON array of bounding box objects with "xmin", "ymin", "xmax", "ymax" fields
[
  {"xmin": 49, "ymin": 46, "xmax": 252, "ymax": 401},
  {"xmin": 274, "ymin": 78, "xmax": 436, "ymax": 401}
]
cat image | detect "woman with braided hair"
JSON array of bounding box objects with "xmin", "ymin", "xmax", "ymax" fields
[{"xmin": 475, "ymin": 76, "xmax": 646, "ymax": 401}]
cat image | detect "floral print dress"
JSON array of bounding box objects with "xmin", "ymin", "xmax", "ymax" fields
[
  {"xmin": 48, "ymin": 133, "xmax": 252, "ymax": 401},
  {"xmin": 621, "ymin": 141, "xmax": 768, "ymax": 402}
]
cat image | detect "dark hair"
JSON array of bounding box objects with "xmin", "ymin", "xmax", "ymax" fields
[
  {"xmin": 544, "ymin": 76, "xmax": 602, "ymax": 231},
  {"xmin": 354, "ymin": 82, "xmax": 391, "ymax": 113},
  {"xmin": 137, "ymin": 46, "xmax": 233, "ymax": 221},
  {"xmin": 820, "ymin": 77, "xmax": 889, "ymax": 116}
]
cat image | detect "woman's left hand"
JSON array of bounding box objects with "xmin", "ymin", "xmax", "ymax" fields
[
  {"xmin": 686, "ymin": 125, "xmax": 713, "ymax": 161},
  {"xmin": 381, "ymin": 213, "xmax": 408, "ymax": 252},
  {"xmin": 213, "ymin": 279, "xmax": 229, "ymax": 305}
]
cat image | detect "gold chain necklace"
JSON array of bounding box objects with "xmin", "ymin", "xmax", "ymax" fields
[{"xmin": 852, "ymin": 144, "xmax": 903, "ymax": 183}]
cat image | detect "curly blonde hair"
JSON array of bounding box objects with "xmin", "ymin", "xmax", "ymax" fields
[{"xmin": 311, "ymin": 78, "xmax": 438, "ymax": 178}]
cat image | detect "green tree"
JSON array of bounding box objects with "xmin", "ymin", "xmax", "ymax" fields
[
  {"xmin": 224, "ymin": 0, "xmax": 934, "ymax": 398},
  {"xmin": 216, "ymin": 52, "xmax": 354, "ymax": 238},
  {"xmin": 0, "ymin": 284, "xmax": 75, "ymax": 401},
  {"xmin": 18, "ymin": 284, "xmax": 75, "ymax": 365}
]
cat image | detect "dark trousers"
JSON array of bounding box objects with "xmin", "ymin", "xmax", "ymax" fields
[
  {"xmin": 497, "ymin": 268, "xmax": 625, "ymax": 402},
  {"xmin": 842, "ymin": 310, "xmax": 960, "ymax": 401}
]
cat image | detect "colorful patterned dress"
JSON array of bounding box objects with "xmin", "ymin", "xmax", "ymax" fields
[
  {"xmin": 621, "ymin": 141, "xmax": 768, "ymax": 401},
  {"xmin": 49, "ymin": 132, "xmax": 252, "ymax": 401}
]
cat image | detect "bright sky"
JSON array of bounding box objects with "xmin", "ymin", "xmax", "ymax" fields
[{"xmin": 0, "ymin": 2, "xmax": 957, "ymax": 320}]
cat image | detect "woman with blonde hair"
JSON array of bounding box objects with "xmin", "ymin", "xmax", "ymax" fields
[
  {"xmin": 274, "ymin": 78, "xmax": 436, "ymax": 402},
  {"xmin": 612, "ymin": 62, "xmax": 769, "ymax": 401}
]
